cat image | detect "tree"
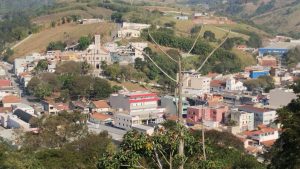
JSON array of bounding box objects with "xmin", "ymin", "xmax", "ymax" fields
[
  {"xmin": 80, "ymin": 61, "xmax": 91, "ymax": 75},
  {"xmin": 244, "ymin": 75, "xmax": 275, "ymax": 92},
  {"xmin": 91, "ymin": 77, "xmax": 112, "ymax": 99},
  {"xmin": 203, "ymin": 31, "xmax": 216, "ymax": 42},
  {"xmin": 111, "ymin": 12, "xmax": 123, "ymax": 23},
  {"xmin": 35, "ymin": 59, "xmax": 48, "ymax": 72},
  {"xmin": 2, "ymin": 48, "xmax": 14, "ymax": 61},
  {"xmin": 268, "ymin": 81, "xmax": 300, "ymax": 169},
  {"xmin": 51, "ymin": 21, "xmax": 56, "ymax": 27},
  {"xmin": 190, "ymin": 25, "xmax": 202, "ymax": 35},
  {"xmin": 55, "ymin": 61, "xmax": 82, "ymax": 75},
  {"xmin": 164, "ymin": 21, "xmax": 176, "ymax": 28},
  {"xmin": 112, "ymin": 85, "xmax": 123, "ymax": 92},
  {"xmin": 22, "ymin": 111, "xmax": 88, "ymax": 151},
  {"xmin": 102, "ymin": 62, "xmax": 121, "ymax": 80},
  {"xmin": 99, "ymin": 121, "xmax": 265, "ymax": 169},
  {"xmin": 247, "ymin": 32, "xmax": 262, "ymax": 48},
  {"xmin": 285, "ymin": 47, "xmax": 300, "ymax": 68},
  {"xmin": 77, "ymin": 36, "xmax": 92, "ymax": 50},
  {"xmin": 34, "ymin": 83, "xmax": 52, "ymax": 99},
  {"xmin": 47, "ymin": 41, "xmax": 66, "ymax": 51}
]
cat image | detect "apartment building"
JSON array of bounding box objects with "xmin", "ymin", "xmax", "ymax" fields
[
  {"xmin": 182, "ymin": 72, "xmax": 211, "ymax": 96},
  {"xmin": 110, "ymin": 91, "xmax": 165, "ymax": 130},
  {"xmin": 187, "ymin": 104, "xmax": 229, "ymax": 124},
  {"xmin": 238, "ymin": 105, "xmax": 277, "ymax": 127},
  {"xmin": 231, "ymin": 110, "xmax": 254, "ymax": 132}
]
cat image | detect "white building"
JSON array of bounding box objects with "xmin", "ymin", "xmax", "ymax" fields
[
  {"xmin": 132, "ymin": 124, "xmax": 155, "ymax": 135},
  {"xmin": 12, "ymin": 103, "xmax": 35, "ymax": 115},
  {"xmin": 231, "ymin": 110, "xmax": 254, "ymax": 132},
  {"xmin": 110, "ymin": 91, "xmax": 165, "ymax": 130},
  {"xmin": 182, "ymin": 72, "xmax": 211, "ymax": 96},
  {"xmin": 122, "ymin": 22, "xmax": 151, "ymax": 30},
  {"xmin": 245, "ymin": 126, "xmax": 279, "ymax": 146},
  {"xmin": 225, "ymin": 76, "xmax": 247, "ymax": 91},
  {"xmin": 238, "ymin": 105, "xmax": 277, "ymax": 127},
  {"xmin": 114, "ymin": 113, "xmax": 140, "ymax": 130},
  {"xmin": 19, "ymin": 74, "xmax": 33, "ymax": 88},
  {"xmin": 110, "ymin": 42, "xmax": 148, "ymax": 65},
  {"xmin": 79, "ymin": 18, "xmax": 103, "ymax": 24},
  {"xmin": 175, "ymin": 16, "xmax": 189, "ymax": 20},
  {"xmin": 14, "ymin": 53, "xmax": 45, "ymax": 75},
  {"xmin": 81, "ymin": 35, "xmax": 111, "ymax": 76},
  {"xmin": 7, "ymin": 115, "xmax": 30, "ymax": 129},
  {"xmin": 117, "ymin": 29, "xmax": 141, "ymax": 38}
]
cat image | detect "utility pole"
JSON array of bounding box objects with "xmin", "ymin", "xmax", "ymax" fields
[
  {"xmin": 202, "ymin": 104, "xmax": 206, "ymax": 161},
  {"xmin": 177, "ymin": 57, "xmax": 185, "ymax": 169}
]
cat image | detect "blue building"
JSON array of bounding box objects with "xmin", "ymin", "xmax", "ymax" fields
[
  {"xmin": 258, "ymin": 41, "xmax": 300, "ymax": 57},
  {"xmin": 258, "ymin": 48, "xmax": 289, "ymax": 57},
  {"xmin": 250, "ymin": 70, "xmax": 270, "ymax": 79}
]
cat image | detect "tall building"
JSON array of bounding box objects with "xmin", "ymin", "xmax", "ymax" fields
[
  {"xmin": 160, "ymin": 95, "xmax": 190, "ymax": 117},
  {"xmin": 231, "ymin": 110, "xmax": 254, "ymax": 132},
  {"xmin": 109, "ymin": 91, "xmax": 165, "ymax": 130},
  {"xmin": 81, "ymin": 35, "xmax": 111, "ymax": 76}
]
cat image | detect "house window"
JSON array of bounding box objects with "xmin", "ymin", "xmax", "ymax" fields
[{"xmin": 188, "ymin": 80, "xmax": 192, "ymax": 87}]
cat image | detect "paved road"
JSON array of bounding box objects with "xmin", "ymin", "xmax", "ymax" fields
[{"xmin": 0, "ymin": 62, "xmax": 35, "ymax": 105}]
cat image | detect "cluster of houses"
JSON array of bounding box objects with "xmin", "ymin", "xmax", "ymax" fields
[
  {"xmin": 13, "ymin": 34, "xmax": 148, "ymax": 78},
  {"xmin": 2, "ymin": 19, "xmax": 300, "ymax": 158}
]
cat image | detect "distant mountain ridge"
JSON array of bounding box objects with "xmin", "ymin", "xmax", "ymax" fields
[
  {"xmin": 140, "ymin": 0, "xmax": 300, "ymax": 38},
  {"xmin": 0, "ymin": 0, "xmax": 54, "ymax": 15},
  {"xmin": 201, "ymin": 0, "xmax": 300, "ymax": 38}
]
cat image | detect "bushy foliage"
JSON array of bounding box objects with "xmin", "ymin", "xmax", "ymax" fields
[
  {"xmin": 0, "ymin": 12, "xmax": 36, "ymax": 56},
  {"xmin": 268, "ymin": 80, "xmax": 300, "ymax": 169},
  {"xmin": 244, "ymin": 75, "xmax": 275, "ymax": 92},
  {"xmin": 284, "ymin": 47, "xmax": 300, "ymax": 68},
  {"xmin": 27, "ymin": 62, "xmax": 111, "ymax": 101},
  {"xmin": 0, "ymin": 112, "xmax": 113, "ymax": 169},
  {"xmin": 77, "ymin": 36, "xmax": 92, "ymax": 51},
  {"xmin": 99, "ymin": 121, "xmax": 265, "ymax": 169},
  {"xmin": 46, "ymin": 41, "xmax": 66, "ymax": 51}
]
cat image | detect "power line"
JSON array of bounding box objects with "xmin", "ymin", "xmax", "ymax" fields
[
  {"xmin": 122, "ymin": 38, "xmax": 177, "ymax": 82},
  {"xmin": 148, "ymin": 29, "xmax": 179, "ymax": 63},
  {"xmin": 187, "ymin": 25, "xmax": 203, "ymax": 55},
  {"xmin": 183, "ymin": 30, "xmax": 231, "ymax": 82}
]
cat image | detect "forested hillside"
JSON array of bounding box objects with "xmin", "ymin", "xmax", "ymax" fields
[
  {"xmin": 0, "ymin": 0, "xmax": 54, "ymax": 14},
  {"xmin": 142, "ymin": 0, "xmax": 300, "ymax": 38}
]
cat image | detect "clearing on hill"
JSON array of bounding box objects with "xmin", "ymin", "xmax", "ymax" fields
[{"xmin": 11, "ymin": 22, "xmax": 116, "ymax": 62}]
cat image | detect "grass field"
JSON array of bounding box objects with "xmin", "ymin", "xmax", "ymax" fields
[
  {"xmin": 232, "ymin": 48, "xmax": 256, "ymax": 68},
  {"xmin": 32, "ymin": 6, "xmax": 113, "ymax": 27},
  {"xmin": 10, "ymin": 22, "xmax": 116, "ymax": 62},
  {"xmin": 109, "ymin": 81, "xmax": 148, "ymax": 91}
]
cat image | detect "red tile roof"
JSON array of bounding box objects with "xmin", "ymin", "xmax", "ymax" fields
[
  {"xmin": 0, "ymin": 107, "xmax": 12, "ymax": 113},
  {"xmin": 207, "ymin": 72, "xmax": 220, "ymax": 78},
  {"xmin": 210, "ymin": 80, "xmax": 225, "ymax": 87},
  {"xmin": 238, "ymin": 105, "xmax": 273, "ymax": 113},
  {"xmin": 261, "ymin": 140, "xmax": 276, "ymax": 147},
  {"xmin": 2, "ymin": 95, "xmax": 21, "ymax": 104},
  {"xmin": 0, "ymin": 79, "xmax": 11, "ymax": 88},
  {"xmin": 244, "ymin": 127, "xmax": 278, "ymax": 136},
  {"xmin": 92, "ymin": 100, "xmax": 110, "ymax": 109},
  {"xmin": 90, "ymin": 113, "xmax": 111, "ymax": 121},
  {"xmin": 54, "ymin": 103, "xmax": 69, "ymax": 111}
]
